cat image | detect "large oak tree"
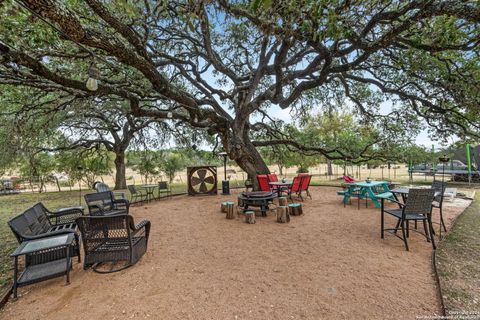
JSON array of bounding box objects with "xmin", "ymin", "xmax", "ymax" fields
[{"xmin": 47, "ymin": 98, "xmax": 168, "ymax": 189}]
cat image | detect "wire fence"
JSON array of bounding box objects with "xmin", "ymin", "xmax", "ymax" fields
[{"xmin": 1, "ymin": 163, "xmax": 432, "ymax": 197}]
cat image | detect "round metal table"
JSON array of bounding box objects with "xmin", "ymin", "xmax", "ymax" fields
[{"xmin": 141, "ymin": 184, "xmax": 158, "ymax": 202}]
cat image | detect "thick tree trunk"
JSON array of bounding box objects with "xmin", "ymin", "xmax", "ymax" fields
[
  {"xmin": 114, "ymin": 151, "xmax": 127, "ymax": 190},
  {"xmin": 327, "ymin": 159, "xmax": 333, "ymax": 176},
  {"xmin": 39, "ymin": 178, "xmax": 44, "ymax": 193},
  {"xmin": 54, "ymin": 176, "xmax": 61, "ymax": 192},
  {"xmin": 236, "ymin": 146, "xmax": 270, "ymax": 179},
  {"xmin": 230, "ymin": 141, "xmax": 270, "ymax": 190},
  {"xmin": 221, "ymin": 122, "xmax": 270, "ymax": 190}
]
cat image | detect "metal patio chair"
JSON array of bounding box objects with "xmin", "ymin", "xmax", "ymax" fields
[{"xmin": 381, "ymin": 188, "xmax": 436, "ymax": 251}]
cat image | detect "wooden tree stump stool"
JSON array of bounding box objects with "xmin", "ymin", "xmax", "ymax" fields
[
  {"xmin": 278, "ymin": 197, "xmax": 288, "ymax": 206},
  {"xmin": 245, "ymin": 211, "xmax": 256, "ymax": 224},
  {"xmin": 276, "ymin": 206, "xmax": 290, "ymax": 223},
  {"xmin": 221, "ymin": 201, "xmax": 234, "ymax": 213},
  {"xmin": 225, "ymin": 203, "xmax": 235, "ymax": 219},
  {"xmin": 289, "ymin": 203, "xmax": 303, "ymax": 216}
]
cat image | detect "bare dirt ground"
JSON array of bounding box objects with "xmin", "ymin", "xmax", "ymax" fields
[{"xmin": 0, "ymin": 187, "xmax": 470, "ymax": 320}]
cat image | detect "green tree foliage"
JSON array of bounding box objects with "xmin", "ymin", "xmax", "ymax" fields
[
  {"xmin": 259, "ymin": 145, "xmax": 298, "ymax": 175},
  {"xmin": 56, "ymin": 148, "xmax": 113, "ymax": 188},
  {"xmin": 0, "ymin": 0, "xmax": 478, "ymax": 182},
  {"xmin": 301, "ymin": 112, "xmax": 380, "ymax": 160},
  {"xmin": 158, "ymin": 152, "xmax": 185, "ymax": 184},
  {"xmin": 18, "ymin": 152, "xmax": 57, "ymax": 192},
  {"xmin": 126, "ymin": 151, "xmax": 161, "ymax": 184}
]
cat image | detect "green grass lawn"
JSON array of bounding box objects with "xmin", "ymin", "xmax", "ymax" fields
[
  {"xmin": 436, "ymin": 192, "xmax": 480, "ymax": 315},
  {"xmin": 0, "ymin": 190, "xmax": 84, "ymax": 292}
]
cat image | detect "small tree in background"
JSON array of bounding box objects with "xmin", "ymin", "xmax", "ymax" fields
[
  {"xmin": 56, "ymin": 148, "xmax": 113, "ymax": 189},
  {"xmin": 260, "ymin": 145, "xmax": 298, "ymax": 176},
  {"xmin": 18, "ymin": 152, "xmax": 57, "ymax": 193},
  {"xmin": 126, "ymin": 151, "xmax": 160, "ymax": 184},
  {"xmin": 159, "ymin": 152, "xmax": 186, "ymax": 184}
]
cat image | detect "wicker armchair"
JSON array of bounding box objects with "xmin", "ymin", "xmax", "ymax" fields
[
  {"xmin": 76, "ymin": 215, "xmax": 151, "ymax": 273},
  {"xmin": 84, "ymin": 191, "xmax": 129, "ymax": 216},
  {"xmin": 381, "ymin": 188, "xmax": 435, "ymax": 251},
  {"xmin": 8, "ymin": 203, "xmax": 82, "ymax": 265}
]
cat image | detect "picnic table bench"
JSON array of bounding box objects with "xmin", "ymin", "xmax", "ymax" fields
[{"xmin": 341, "ymin": 180, "xmax": 394, "ymax": 208}]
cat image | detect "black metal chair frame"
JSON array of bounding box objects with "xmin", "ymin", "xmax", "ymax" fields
[
  {"xmin": 127, "ymin": 185, "xmax": 148, "ymax": 204},
  {"xmin": 8, "ymin": 203, "xmax": 83, "ymax": 265},
  {"xmin": 381, "ymin": 188, "xmax": 436, "ymax": 251},
  {"xmin": 84, "ymin": 191, "xmax": 129, "ymax": 216},
  {"xmin": 76, "ymin": 215, "xmax": 151, "ymax": 273},
  {"xmin": 156, "ymin": 181, "xmax": 172, "ymax": 199},
  {"xmin": 431, "ymin": 181, "xmax": 447, "ymax": 236}
]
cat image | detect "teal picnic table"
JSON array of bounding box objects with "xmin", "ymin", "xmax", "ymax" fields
[{"xmin": 342, "ymin": 180, "xmax": 394, "ymax": 208}]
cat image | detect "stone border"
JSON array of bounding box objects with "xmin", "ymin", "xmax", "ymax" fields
[
  {"xmin": 0, "ymin": 284, "xmax": 13, "ymax": 310},
  {"xmin": 432, "ymin": 191, "xmax": 476, "ymax": 317},
  {"xmin": 432, "ymin": 251, "xmax": 446, "ymax": 316}
]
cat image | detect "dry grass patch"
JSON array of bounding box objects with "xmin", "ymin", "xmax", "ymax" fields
[{"xmin": 436, "ymin": 192, "xmax": 480, "ymax": 315}]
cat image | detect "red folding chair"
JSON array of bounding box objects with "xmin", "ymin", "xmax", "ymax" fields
[
  {"xmin": 342, "ymin": 175, "xmax": 356, "ymax": 183},
  {"xmin": 287, "ymin": 175, "xmax": 303, "ymax": 201},
  {"xmin": 266, "ymin": 173, "xmax": 281, "ymax": 193},
  {"xmin": 299, "ymin": 175, "xmax": 312, "ymax": 199},
  {"xmin": 257, "ymin": 175, "xmax": 271, "ymax": 192},
  {"xmin": 267, "ymin": 174, "xmax": 278, "ymax": 182}
]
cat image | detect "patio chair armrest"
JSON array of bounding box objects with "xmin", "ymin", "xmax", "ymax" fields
[
  {"xmin": 133, "ymin": 219, "xmax": 150, "ymax": 231},
  {"xmin": 22, "ymin": 229, "xmax": 77, "ymax": 241},
  {"xmin": 47, "ymin": 208, "xmax": 84, "ymax": 225},
  {"xmin": 48, "ymin": 228, "xmax": 77, "ymax": 236},
  {"xmin": 54, "ymin": 206, "xmax": 84, "ymax": 215},
  {"xmin": 51, "ymin": 208, "xmax": 84, "ymax": 219},
  {"xmin": 384, "ymin": 198, "xmax": 405, "ymax": 207},
  {"xmin": 87, "ymin": 204, "xmax": 105, "ymax": 216},
  {"xmin": 113, "ymin": 192, "xmax": 127, "ymax": 200},
  {"xmin": 113, "ymin": 199, "xmax": 130, "ymax": 211},
  {"xmin": 131, "ymin": 219, "xmax": 151, "ymax": 241}
]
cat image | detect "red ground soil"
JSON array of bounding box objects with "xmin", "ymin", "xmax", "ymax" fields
[{"xmin": 0, "ymin": 187, "xmax": 469, "ymax": 320}]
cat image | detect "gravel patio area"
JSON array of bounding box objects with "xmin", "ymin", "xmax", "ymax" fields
[{"xmin": 0, "ymin": 186, "xmax": 470, "ymax": 320}]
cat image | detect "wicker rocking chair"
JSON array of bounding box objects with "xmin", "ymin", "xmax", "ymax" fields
[{"xmin": 76, "ymin": 215, "xmax": 151, "ymax": 273}]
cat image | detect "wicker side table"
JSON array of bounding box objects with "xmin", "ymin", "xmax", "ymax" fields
[{"xmin": 11, "ymin": 233, "xmax": 75, "ymax": 299}]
